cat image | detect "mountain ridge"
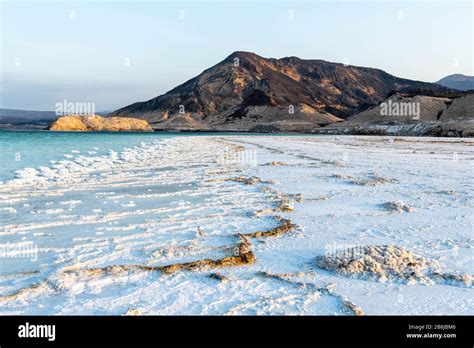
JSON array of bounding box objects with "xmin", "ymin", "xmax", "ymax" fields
[{"xmin": 110, "ymin": 51, "xmax": 452, "ymax": 132}]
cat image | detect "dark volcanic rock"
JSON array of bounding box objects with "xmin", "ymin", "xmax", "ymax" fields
[
  {"xmin": 110, "ymin": 51, "xmax": 449, "ymax": 131},
  {"xmin": 322, "ymin": 92, "xmax": 474, "ymax": 137}
]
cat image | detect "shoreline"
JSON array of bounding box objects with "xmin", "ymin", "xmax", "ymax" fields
[
  {"xmin": 0, "ymin": 134, "xmax": 472, "ymax": 315},
  {"xmin": 2, "ymin": 127, "xmax": 474, "ymax": 140}
]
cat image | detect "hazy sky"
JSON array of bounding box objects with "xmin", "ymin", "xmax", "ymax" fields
[{"xmin": 1, "ymin": 0, "xmax": 472, "ymax": 111}]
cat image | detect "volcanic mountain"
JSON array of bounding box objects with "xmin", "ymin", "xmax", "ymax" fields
[{"xmin": 110, "ymin": 51, "xmax": 450, "ymax": 132}]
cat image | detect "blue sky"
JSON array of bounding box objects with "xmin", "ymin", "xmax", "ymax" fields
[{"xmin": 1, "ymin": 0, "xmax": 472, "ymax": 111}]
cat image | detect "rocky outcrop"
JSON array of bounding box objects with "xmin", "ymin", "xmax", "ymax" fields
[
  {"xmin": 316, "ymin": 244, "xmax": 472, "ymax": 286},
  {"xmin": 47, "ymin": 115, "xmax": 153, "ymax": 132},
  {"xmin": 439, "ymin": 94, "xmax": 474, "ymax": 121},
  {"xmin": 321, "ymin": 92, "xmax": 474, "ymax": 137},
  {"xmin": 110, "ymin": 51, "xmax": 450, "ymax": 132}
]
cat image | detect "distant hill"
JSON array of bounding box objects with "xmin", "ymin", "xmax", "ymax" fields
[
  {"xmin": 436, "ymin": 74, "xmax": 474, "ymax": 91},
  {"xmin": 0, "ymin": 108, "xmax": 57, "ymax": 121},
  {"xmin": 110, "ymin": 51, "xmax": 451, "ymax": 132},
  {"xmin": 0, "ymin": 109, "xmax": 57, "ymax": 129},
  {"xmin": 0, "ymin": 109, "xmax": 110, "ymax": 130}
]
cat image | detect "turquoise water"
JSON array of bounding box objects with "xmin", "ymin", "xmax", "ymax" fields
[
  {"xmin": 0, "ymin": 130, "xmax": 311, "ymax": 182},
  {"xmin": 1, "ymin": 131, "xmax": 252, "ymax": 181},
  {"xmin": 0, "ymin": 131, "xmax": 176, "ymax": 182}
]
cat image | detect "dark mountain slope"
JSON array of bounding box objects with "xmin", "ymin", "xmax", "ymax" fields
[{"xmin": 111, "ymin": 51, "xmax": 452, "ymax": 131}]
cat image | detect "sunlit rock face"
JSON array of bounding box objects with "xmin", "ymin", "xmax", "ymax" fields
[
  {"xmin": 110, "ymin": 51, "xmax": 448, "ymax": 132},
  {"xmin": 47, "ymin": 115, "xmax": 153, "ymax": 132}
]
